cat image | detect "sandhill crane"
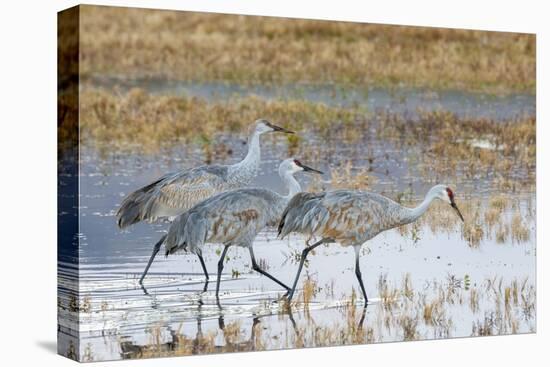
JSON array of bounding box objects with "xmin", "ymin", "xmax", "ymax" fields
[
  {"xmin": 116, "ymin": 119, "xmax": 293, "ymax": 229},
  {"xmin": 277, "ymin": 184, "xmax": 464, "ymax": 306},
  {"xmin": 139, "ymin": 159, "xmax": 323, "ymax": 305}
]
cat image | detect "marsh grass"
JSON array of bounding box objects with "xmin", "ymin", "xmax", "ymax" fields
[
  {"xmin": 490, "ymin": 195, "xmax": 510, "ymax": 211},
  {"xmin": 329, "ymin": 161, "xmax": 374, "ymax": 190},
  {"xmin": 75, "ymin": 275, "xmax": 534, "ymax": 360},
  {"xmin": 484, "ymin": 207, "xmax": 501, "ymax": 229},
  {"xmin": 76, "ymin": 87, "xmax": 535, "ymax": 200},
  {"xmin": 79, "ymin": 87, "xmax": 364, "ymax": 152},
  {"xmin": 511, "ymin": 214, "xmax": 530, "ymax": 243},
  {"xmin": 377, "ymin": 109, "xmax": 535, "ymax": 190},
  {"xmin": 470, "ymin": 277, "xmax": 533, "ymax": 337},
  {"xmin": 79, "ymin": 5, "xmax": 535, "ymax": 93},
  {"xmin": 378, "ymin": 273, "xmax": 401, "ymax": 311},
  {"xmin": 370, "ymin": 275, "xmax": 530, "ymax": 342},
  {"xmin": 469, "ymin": 288, "xmax": 480, "ymax": 313},
  {"xmin": 496, "ymin": 223, "xmax": 510, "ymax": 243},
  {"xmin": 301, "ymin": 276, "xmax": 318, "ymax": 313},
  {"xmin": 462, "ymin": 220, "xmax": 484, "ymax": 249},
  {"xmin": 399, "ymin": 194, "xmax": 533, "ymax": 248}
]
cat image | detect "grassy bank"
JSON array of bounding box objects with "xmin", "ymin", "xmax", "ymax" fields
[
  {"xmin": 80, "ymin": 88, "xmax": 534, "ymax": 148},
  {"xmin": 79, "ymin": 87, "xmax": 364, "ymax": 152},
  {"xmin": 79, "ymin": 88, "xmax": 535, "ymax": 194},
  {"xmin": 80, "ymin": 5, "xmax": 535, "ymax": 93}
]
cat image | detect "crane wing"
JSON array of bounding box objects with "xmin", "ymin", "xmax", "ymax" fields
[
  {"xmin": 116, "ymin": 164, "xmax": 229, "ymax": 228},
  {"xmin": 278, "ymin": 192, "xmax": 326, "ymax": 238},
  {"xmin": 154, "ymin": 165, "xmax": 228, "ymax": 212},
  {"xmin": 165, "ymin": 189, "xmax": 271, "ymax": 255},
  {"xmin": 279, "ymin": 190, "xmax": 383, "ymax": 244}
]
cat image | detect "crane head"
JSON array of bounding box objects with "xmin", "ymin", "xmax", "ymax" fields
[
  {"xmin": 429, "ymin": 185, "xmax": 464, "ymax": 222},
  {"xmin": 254, "ymin": 119, "xmax": 294, "ymax": 134},
  {"xmin": 445, "ymin": 186, "xmax": 464, "ymax": 222},
  {"xmin": 279, "ymin": 158, "xmax": 323, "ymax": 176}
]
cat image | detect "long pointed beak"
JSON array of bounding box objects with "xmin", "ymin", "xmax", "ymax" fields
[
  {"xmin": 451, "ymin": 201, "xmax": 464, "ymax": 222},
  {"xmin": 299, "ymin": 163, "xmax": 323, "ymax": 175},
  {"xmin": 268, "ymin": 122, "xmax": 294, "ymax": 134}
]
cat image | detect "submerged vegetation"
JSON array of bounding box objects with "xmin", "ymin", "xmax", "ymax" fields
[
  {"xmin": 64, "ymin": 275, "xmax": 534, "ymax": 360},
  {"xmin": 79, "ymin": 5, "xmax": 535, "ymax": 93},
  {"xmin": 286, "ymin": 275, "xmax": 534, "ymax": 344},
  {"xmin": 396, "ymin": 195, "xmax": 534, "ymax": 248}
]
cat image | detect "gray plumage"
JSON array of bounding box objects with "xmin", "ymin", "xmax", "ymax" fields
[
  {"xmin": 117, "ymin": 165, "xmax": 230, "ymax": 228},
  {"xmin": 139, "ymin": 158, "xmax": 323, "ymax": 304},
  {"xmin": 164, "ymin": 188, "xmax": 286, "ymax": 256},
  {"xmin": 116, "ymin": 119, "xmax": 293, "ymax": 229},
  {"xmin": 279, "ymin": 190, "xmax": 410, "ymax": 246},
  {"xmin": 278, "ymin": 184, "xmax": 464, "ymax": 305}
]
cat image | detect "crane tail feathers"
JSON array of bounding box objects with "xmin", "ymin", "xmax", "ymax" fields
[
  {"xmin": 116, "ymin": 178, "xmax": 164, "ymax": 229},
  {"xmin": 164, "ymin": 212, "xmax": 207, "ymax": 256},
  {"xmin": 278, "ymin": 192, "xmax": 325, "ymax": 238}
]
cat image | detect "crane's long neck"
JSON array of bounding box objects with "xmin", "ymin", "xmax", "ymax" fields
[
  {"xmin": 242, "ymin": 130, "xmax": 261, "ymax": 168},
  {"xmin": 400, "ymin": 189, "xmax": 438, "ymax": 225},
  {"xmin": 229, "ymin": 130, "xmax": 261, "ymax": 180},
  {"xmin": 266, "ymin": 170, "xmax": 301, "ymax": 226},
  {"xmin": 281, "ymin": 171, "xmax": 301, "ymax": 201}
]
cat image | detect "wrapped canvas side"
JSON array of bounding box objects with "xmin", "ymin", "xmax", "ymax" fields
[{"xmin": 58, "ymin": 5, "xmax": 81, "ymax": 362}]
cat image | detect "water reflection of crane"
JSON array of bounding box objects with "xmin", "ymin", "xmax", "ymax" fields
[
  {"xmin": 120, "ymin": 292, "xmax": 263, "ymax": 358},
  {"xmin": 119, "ymin": 315, "xmax": 262, "ymax": 358},
  {"xmin": 119, "ymin": 306, "xmax": 368, "ymax": 359}
]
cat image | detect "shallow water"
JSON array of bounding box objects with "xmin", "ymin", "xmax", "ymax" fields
[
  {"xmin": 89, "ymin": 76, "xmax": 535, "ymax": 121},
  {"xmin": 58, "ymin": 82, "xmax": 536, "ymax": 362}
]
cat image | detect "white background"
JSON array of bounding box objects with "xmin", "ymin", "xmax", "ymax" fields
[{"xmin": 0, "ymin": 0, "xmax": 547, "ymax": 365}]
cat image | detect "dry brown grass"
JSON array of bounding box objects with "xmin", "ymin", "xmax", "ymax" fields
[
  {"xmin": 462, "ymin": 220, "xmax": 484, "ymax": 248},
  {"xmin": 301, "ymin": 276, "xmax": 318, "ymax": 312},
  {"xmin": 378, "ymin": 274, "xmax": 401, "ymax": 311},
  {"xmin": 484, "ymin": 207, "xmax": 501, "ymax": 229},
  {"xmin": 496, "ymin": 224, "xmax": 510, "ymax": 243},
  {"xmin": 490, "ymin": 195, "xmax": 510, "ymax": 211},
  {"xmin": 471, "ymin": 277, "xmax": 534, "ymax": 336},
  {"xmin": 420, "ymin": 200, "xmax": 463, "ymax": 233},
  {"xmin": 511, "ymin": 214, "xmax": 530, "ymax": 243},
  {"xmin": 469, "ymin": 288, "xmax": 480, "ymax": 313},
  {"xmin": 329, "ymin": 161, "xmax": 375, "ymax": 190},
  {"xmin": 413, "ymin": 194, "xmax": 533, "ymax": 246},
  {"xmin": 78, "ymin": 88, "xmax": 535, "ymax": 195},
  {"xmin": 79, "ymin": 5, "xmax": 535, "ymax": 93},
  {"xmin": 378, "ymin": 110, "xmax": 535, "ymax": 191},
  {"xmin": 79, "ymin": 87, "xmax": 363, "ymax": 152}
]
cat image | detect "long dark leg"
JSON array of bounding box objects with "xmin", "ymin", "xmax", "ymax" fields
[
  {"xmin": 283, "ymin": 305, "xmax": 297, "ymax": 330},
  {"xmin": 139, "ymin": 234, "xmax": 167, "ymax": 285},
  {"xmin": 248, "ymin": 246, "xmax": 290, "ymax": 291},
  {"xmin": 197, "ymin": 253, "xmax": 209, "ymax": 293},
  {"xmin": 197, "ymin": 253, "xmax": 209, "ymax": 280},
  {"xmin": 354, "ymin": 245, "xmax": 368, "ymax": 306},
  {"xmin": 357, "ymin": 307, "xmax": 367, "ymax": 332},
  {"xmin": 216, "ymin": 245, "xmax": 231, "ymax": 306},
  {"xmin": 287, "ymin": 238, "xmax": 328, "ymax": 302}
]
